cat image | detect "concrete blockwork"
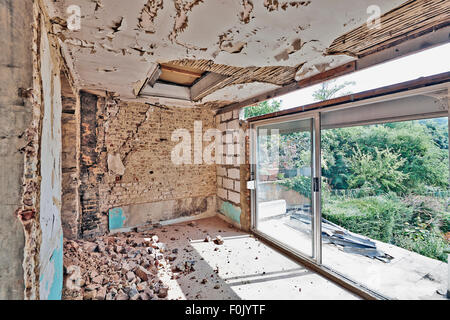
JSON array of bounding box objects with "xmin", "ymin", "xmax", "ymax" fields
[{"xmin": 215, "ymin": 111, "xmax": 251, "ymax": 230}]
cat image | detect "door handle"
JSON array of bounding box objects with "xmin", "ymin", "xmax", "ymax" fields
[{"xmin": 313, "ymin": 177, "xmax": 320, "ymax": 192}]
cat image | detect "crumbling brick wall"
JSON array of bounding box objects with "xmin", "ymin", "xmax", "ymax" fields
[
  {"xmin": 78, "ymin": 92, "xmax": 105, "ymax": 239},
  {"xmin": 79, "ymin": 93, "xmax": 217, "ymax": 238},
  {"xmin": 61, "ymin": 74, "xmax": 79, "ymax": 240},
  {"xmin": 215, "ymin": 110, "xmax": 251, "ymax": 230}
]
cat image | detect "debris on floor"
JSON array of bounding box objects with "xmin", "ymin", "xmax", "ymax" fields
[
  {"xmin": 62, "ymin": 230, "xmax": 174, "ymax": 300},
  {"xmin": 287, "ymin": 212, "xmax": 394, "ymax": 263},
  {"xmin": 61, "ymin": 220, "xmax": 233, "ymax": 300},
  {"xmin": 213, "ymin": 235, "xmax": 224, "ymax": 245}
]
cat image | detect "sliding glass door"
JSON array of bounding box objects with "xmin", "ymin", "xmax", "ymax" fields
[
  {"xmin": 251, "ymin": 113, "xmax": 321, "ymax": 262},
  {"xmin": 250, "ymin": 83, "xmax": 449, "ymax": 299}
]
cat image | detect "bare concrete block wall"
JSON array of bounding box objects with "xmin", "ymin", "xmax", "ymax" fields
[
  {"xmin": 78, "ymin": 95, "xmax": 217, "ymax": 237},
  {"xmin": 215, "ymin": 110, "xmax": 251, "ymax": 230},
  {"xmin": 0, "ymin": 0, "xmax": 34, "ymax": 300}
]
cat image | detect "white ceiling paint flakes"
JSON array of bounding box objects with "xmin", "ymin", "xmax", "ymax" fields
[{"xmin": 43, "ymin": 0, "xmax": 407, "ymax": 106}]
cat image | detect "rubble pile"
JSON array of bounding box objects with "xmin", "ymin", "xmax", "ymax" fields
[{"xmin": 62, "ymin": 231, "xmax": 173, "ymax": 300}]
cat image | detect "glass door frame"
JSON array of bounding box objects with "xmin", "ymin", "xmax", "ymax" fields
[
  {"xmin": 248, "ymin": 81, "xmax": 450, "ymax": 300},
  {"xmin": 249, "ymin": 111, "xmax": 322, "ymax": 265}
]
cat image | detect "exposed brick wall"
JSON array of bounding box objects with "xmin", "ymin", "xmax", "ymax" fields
[
  {"xmin": 79, "ymin": 93, "xmax": 217, "ymax": 237},
  {"xmin": 79, "ymin": 92, "xmax": 105, "ymax": 239},
  {"xmin": 61, "ymin": 74, "xmax": 79, "ymax": 240},
  {"xmin": 215, "ymin": 110, "xmax": 251, "ymax": 230}
]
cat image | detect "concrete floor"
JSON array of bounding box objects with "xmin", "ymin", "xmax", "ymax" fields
[
  {"xmin": 157, "ymin": 216, "xmax": 359, "ymax": 300},
  {"xmin": 257, "ymin": 216, "xmax": 449, "ymax": 300}
]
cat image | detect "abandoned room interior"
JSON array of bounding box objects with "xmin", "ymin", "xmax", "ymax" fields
[{"xmin": 1, "ymin": 0, "xmax": 449, "ymax": 301}]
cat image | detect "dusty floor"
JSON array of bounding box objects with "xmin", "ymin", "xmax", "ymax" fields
[{"xmin": 62, "ymin": 216, "xmax": 358, "ymax": 300}]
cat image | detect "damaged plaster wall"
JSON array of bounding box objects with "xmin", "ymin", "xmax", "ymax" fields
[
  {"xmin": 0, "ymin": 0, "xmax": 34, "ymax": 300},
  {"xmin": 78, "ymin": 94, "xmax": 217, "ymax": 237},
  {"xmin": 1, "ymin": 0, "xmax": 64, "ymax": 300},
  {"xmin": 37, "ymin": 10, "xmax": 64, "ymax": 300}
]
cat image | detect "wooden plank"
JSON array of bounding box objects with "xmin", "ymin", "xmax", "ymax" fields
[
  {"xmin": 140, "ymin": 82, "xmax": 191, "ymax": 100},
  {"xmin": 190, "ymin": 72, "xmax": 230, "ymax": 101},
  {"xmin": 328, "ymin": 0, "xmax": 450, "ymax": 57},
  {"xmin": 246, "ymin": 71, "xmax": 450, "ymax": 122},
  {"xmin": 160, "ymin": 64, "xmax": 204, "ymax": 78},
  {"xmin": 216, "ymin": 62, "xmax": 356, "ymax": 115}
]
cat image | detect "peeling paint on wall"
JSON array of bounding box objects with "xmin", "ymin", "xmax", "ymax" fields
[
  {"xmin": 40, "ymin": 235, "xmax": 63, "ymax": 300},
  {"xmin": 219, "ymin": 201, "xmax": 242, "ymax": 225},
  {"xmin": 38, "ymin": 11, "xmax": 63, "ymax": 300},
  {"xmin": 108, "ymin": 207, "xmax": 126, "ymax": 230}
]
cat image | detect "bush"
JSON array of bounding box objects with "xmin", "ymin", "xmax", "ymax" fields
[
  {"xmin": 322, "ymin": 194, "xmax": 408, "ymax": 243},
  {"xmin": 401, "ymin": 195, "xmax": 448, "ymax": 231},
  {"xmin": 278, "ymin": 175, "xmax": 311, "ymax": 198},
  {"xmin": 348, "ymin": 148, "xmax": 408, "ymax": 195},
  {"xmin": 395, "ymin": 230, "xmax": 448, "ymax": 263},
  {"xmin": 442, "ymin": 213, "xmax": 450, "ymax": 234},
  {"xmin": 322, "ymin": 194, "xmax": 449, "ymax": 262}
]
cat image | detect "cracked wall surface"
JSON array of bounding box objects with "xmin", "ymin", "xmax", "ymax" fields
[
  {"xmin": 0, "ymin": 0, "xmax": 34, "ymax": 300},
  {"xmin": 42, "ymin": 0, "xmax": 407, "ymax": 108},
  {"xmin": 61, "ymin": 73, "xmax": 79, "ymax": 240},
  {"xmin": 38, "ymin": 13, "xmax": 63, "ymax": 299},
  {"xmin": 1, "ymin": 0, "xmax": 64, "ymax": 300},
  {"xmin": 78, "ymin": 93, "xmax": 217, "ymax": 238}
]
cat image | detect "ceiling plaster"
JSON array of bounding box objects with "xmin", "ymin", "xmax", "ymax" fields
[{"xmin": 43, "ymin": 0, "xmax": 407, "ymax": 108}]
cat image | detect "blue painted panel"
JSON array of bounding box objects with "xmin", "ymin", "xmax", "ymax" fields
[
  {"xmin": 109, "ymin": 207, "xmax": 126, "ymax": 230},
  {"xmin": 47, "ymin": 235, "xmax": 63, "ymax": 300},
  {"xmin": 219, "ymin": 201, "xmax": 241, "ymax": 224}
]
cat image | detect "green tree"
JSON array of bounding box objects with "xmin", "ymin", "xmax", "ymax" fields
[
  {"xmin": 312, "ymin": 80, "xmax": 356, "ymax": 101},
  {"xmin": 348, "ymin": 147, "xmax": 408, "ymax": 195},
  {"xmin": 243, "ymin": 99, "xmax": 281, "ymax": 119}
]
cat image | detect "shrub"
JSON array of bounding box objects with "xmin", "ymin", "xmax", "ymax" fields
[
  {"xmin": 322, "ymin": 194, "xmax": 449, "ymax": 262},
  {"xmin": 322, "ymin": 194, "xmax": 408, "ymax": 243},
  {"xmin": 278, "ymin": 175, "xmax": 311, "ymax": 198},
  {"xmin": 394, "ymin": 229, "xmax": 448, "ymax": 263},
  {"xmin": 348, "ymin": 147, "xmax": 408, "ymax": 195}
]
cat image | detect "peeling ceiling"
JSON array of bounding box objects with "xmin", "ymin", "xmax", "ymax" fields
[{"xmin": 43, "ymin": 0, "xmax": 408, "ymax": 108}]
